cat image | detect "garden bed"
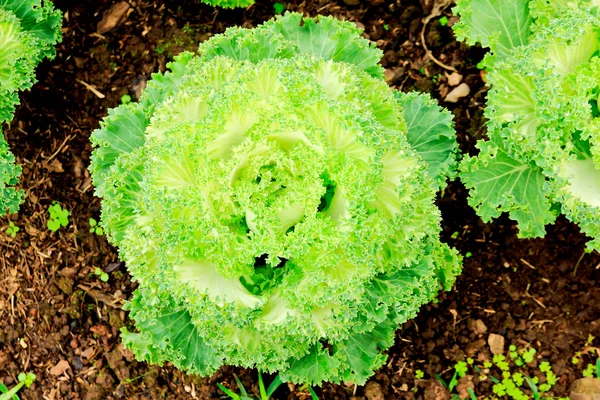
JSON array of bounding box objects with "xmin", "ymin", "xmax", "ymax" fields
[{"xmin": 0, "ymin": 0, "xmax": 598, "ymax": 399}]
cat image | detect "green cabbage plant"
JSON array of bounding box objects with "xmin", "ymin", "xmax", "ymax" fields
[
  {"xmin": 90, "ymin": 13, "xmax": 461, "ymax": 385},
  {"xmin": 0, "ymin": 0, "xmax": 62, "ymax": 214},
  {"xmin": 453, "ymin": 0, "xmax": 600, "ymax": 249}
]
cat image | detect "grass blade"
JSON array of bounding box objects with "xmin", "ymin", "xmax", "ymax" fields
[
  {"xmin": 217, "ymin": 383, "xmax": 241, "ymax": 400},
  {"xmin": 233, "ymin": 375, "xmax": 248, "ymax": 397},
  {"xmin": 266, "ymin": 375, "xmax": 283, "ymax": 398},
  {"xmin": 258, "ymin": 372, "xmax": 267, "ymax": 399}
]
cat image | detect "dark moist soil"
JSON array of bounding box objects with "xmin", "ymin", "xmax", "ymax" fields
[{"xmin": 1, "ymin": 0, "xmax": 598, "ymax": 399}]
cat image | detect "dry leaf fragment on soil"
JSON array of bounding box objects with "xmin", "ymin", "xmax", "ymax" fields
[
  {"xmin": 570, "ymin": 377, "xmax": 600, "ymax": 400},
  {"xmin": 488, "ymin": 333, "xmax": 505, "ymax": 355},
  {"xmin": 364, "ymin": 381, "xmax": 384, "ymax": 400},
  {"xmin": 423, "ymin": 378, "xmax": 450, "ymax": 400},
  {"xmin": 457, "ymin": 376, "xmax": 475, "ymax": 399},
  {"xmin": 444, "ymin": 83, "xmax": 470, "ymax": 103},
  {"xmin": 50, "ymin": 359, "xmax": 70, "ymax": 376},
  {"xmin": 468, "ymin": 319, "xmax": 487, "ymax": 335},
  {"xmin": 97, "ymin": 1, "xmax": 131, "ymax": 34}
]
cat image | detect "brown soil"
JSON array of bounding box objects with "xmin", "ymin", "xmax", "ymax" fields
[{"xmin": 1, "ymin": 0, "xmax": 598, "ymax": 399}]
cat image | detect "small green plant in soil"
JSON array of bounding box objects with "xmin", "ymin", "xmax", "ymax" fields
[
  {"xmin": 0, "ymin": 372, "xmax": 36, "ymax": 400},
  {"xmin": 582, "ymin": 359, "xmax": 599, "ymax": 378},
  {"xmin": 420, "ymin": 345, "xmax": 568, "ymax": 399},
  {"xmin": 89, "ymin": 218, "xmax": 103, "ymax": 235},
  {"xmin": 47, "ymin": 202, "xmax": 69, "ymax": 232},
  {"xmin": 273, "ymin": 2, "xmax": 285, "ymax": 14},
  {"xmin": 5, "ymin": 221, "xmax": 19, "ymax": 237},
  {"xmin": 93, "ymin": 267, "xmax": 109, "ymax": 283},
  {"xmin": 218, "ymin": 372, "xmax": 284, "ymax": 400}
]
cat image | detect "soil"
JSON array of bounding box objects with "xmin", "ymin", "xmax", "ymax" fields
[{"xmin": 0, "ymin": 0, "xmax": 598, "ymax": 399}]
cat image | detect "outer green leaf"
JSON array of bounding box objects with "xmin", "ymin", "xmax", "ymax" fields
[
  {"xmin": 335, "ymin": 321, "xmax": 396, "ymax": 385},
  {"xmin": 199, "ymin": 12, "xmax": 384, "ymax": 78},
  {"xmin": 281, "ymin": 345, "xmax": 342, "ymax": 385},
  {"xmin": 263, "ymin": 13, "xmax": 384, "ymax": 78},
  {"xmin": 89, "ymin": 103, "xmax": 147, "ymax": 191},
  {"xmin": 122, "ymin": 290, "xmax": 222, "ymax": 375},
  {"xmin": 0, "ymin": 0, "xmax": 62, "ymax": 61},
  {"xmin": 0, "ymin": 131, "xmax": 23, "ymax": 215},
  {"xmin": 554, "ymin": 155, "xmax": 600, "ymax": 250},
  {"xmin": 460, "ymin": 134, "xmax": 556, "ymax": 237},
  {"xmin": 396, "ymin": 91, "xmax": 458, "ymax": 190},
  {"xmin": 452, "ymin": 0, "xmax": 533, "ymax": 56}
]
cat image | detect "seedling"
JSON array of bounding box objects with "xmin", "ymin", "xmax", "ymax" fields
[
  {"xmin": 47, "ymin": 202, "xmax": 69, "ymax": 232},
  {"xmin": 273, "ymin": 2, "xmax": 284, "ymax": 14},
  {"xmin": 121, "ymin": 94, "xmax": 132, "ymax": 104},
  {"xmin": 439, "ymin": 16, "xmax": 449, "ymax": 26},
  {"xmin": 93, "ymin": 267, "xmax": 109, "ymax": 283},
  {"xmin": 0, "ymin": 372, "xmax": 36, "ymax": 400},
  {"xmin": 5, "ymin": 221, "xmax": 19, "ymax": 238},
  {"xmin": 217, "ymin": 372, "xmax": 283, "ymax": 400},
  {"xmin": 89, "ymin": 218, "xmax": 103, "ymax": 235}
]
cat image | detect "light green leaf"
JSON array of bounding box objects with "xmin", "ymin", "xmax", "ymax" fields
[
  {"xmin": 396, "ymin": 91, "xmax": 458, "ymax": 190},
  {"xmin": 335, "ymin": 321, "xmax": 396, "ymax": 385},
  {"xmin": 452, "ymin": 0, "xmax": 533, "ymax": 56},
  {"xmin": 0, "ymin": 135, "xmax": 23, "ymax": 215},
  {"xmin": 199, "ymin": 13, "xmax": 384, "ymax": 78},
  {"xmin": 460, "ymin": 135, "xmax": 557, "ymax": 237},
  {"xmin": 122, "ymin": 291, "xmax": 222, "ymax": 375},
  {"xmin": 281, "ymin": 344, "xmax": 341, "ymax": 386}
]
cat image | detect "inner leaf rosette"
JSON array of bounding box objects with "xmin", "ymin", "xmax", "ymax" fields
[{"xmin": 91, "ymin": 14, "xmax": 460, "ymax": 386}]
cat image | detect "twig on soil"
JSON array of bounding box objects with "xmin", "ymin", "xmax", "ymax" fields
[
  {"xmin": 76, "ymin": 79, "xmax": 106, "ymax": 99},
  {"xmin": 524, "ymin": 284, "xmax": 547, "ymax": 309},
  {"xmin": 44, "ymin": 135, "xmax": 75, "ymax": 163},
  {"xmin": 573, "ymin": 251, "xmax": 586, "ymax": 276},
  {"xmin": 420, "ymin": 0, "xmax": 457, "ymax": 72},
  {"xmin": 77, "ymin": 284, "xmax": 123, "ymax": 309},
  {"xmin": 520, "ymin": 258, "xmax": 536, "ymax": 270}
]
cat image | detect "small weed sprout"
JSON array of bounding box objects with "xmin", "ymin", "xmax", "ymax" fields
[
  {"xmin": 273, "ymin": 2, "xmax": 284, "ymax": 14},
  {"xmin": 47, "ymin": 202, "xmax": 69, "ymax": 232},
  {"xmin": 89, "ymin": 218, "xmax": 103, "ymax": 235},
  {"xmin": 0, "ymin": 372, "xmax": 36, "ymax": 400},
  {"xmin": 93, "ymin": 267, "xmax": 109, "ymax": 283},
  {"xmin": 5, "ymin": 221, "xmax": 19, "ymax": 237}
]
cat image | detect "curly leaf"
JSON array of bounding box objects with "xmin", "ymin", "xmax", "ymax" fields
[
  {"xmin": 460, "ymin": 134, "xmax": 557, "ymax": 237},
  {"xmin": 452, "ymin": 0, "xmax": 533, "ymax": 56},
  {"xmin": 396, "ymin": 91, "xmax": 458, "ymax": 190},
  {"xmin": 122, "ymin": 290, "xmax": 222, "ymax": 375},
  {"xmin": 0, "ymin": 134, "xmax": 23, "ymax": 215}
]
